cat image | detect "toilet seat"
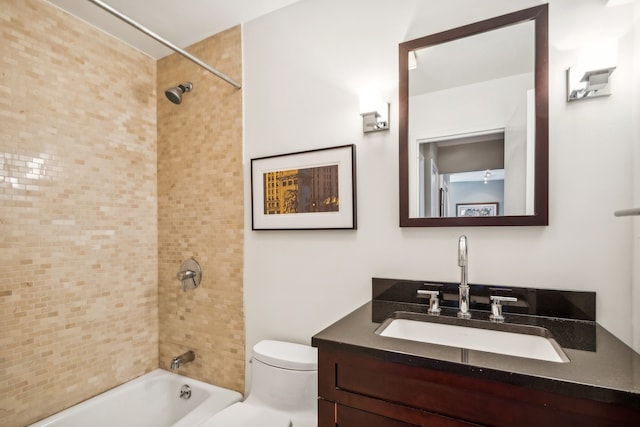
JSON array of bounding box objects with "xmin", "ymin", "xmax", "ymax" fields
[{"xmin": 198, "ymin": 402, "xmax": 292, "ymax": 427}]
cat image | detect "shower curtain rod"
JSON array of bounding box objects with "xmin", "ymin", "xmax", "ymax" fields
[{"xmin": 86, "ymin": 0, "xmax": 242, "ymax": 89}]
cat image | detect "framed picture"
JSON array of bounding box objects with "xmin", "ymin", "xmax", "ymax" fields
[
  {"xmin": 251, "ymin": 144, "xmax": 356, "ymax": 230},
  {"xmin": 456, "ymin": 202, "xmax": 499, "ymax": 217}
]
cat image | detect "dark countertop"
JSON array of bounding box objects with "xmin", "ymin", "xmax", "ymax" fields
[{"xmin": 312, "ymin": 301, "xmax": 640, "ymax": 410}]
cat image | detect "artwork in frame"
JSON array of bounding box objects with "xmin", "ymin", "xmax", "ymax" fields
[
  {"xmin": 456, "ymin": 202, "xmax": 499, "ymax": 217},
  {"xmin": 251, "ymin": 144, "xmax": 356, "ymax": 230}
]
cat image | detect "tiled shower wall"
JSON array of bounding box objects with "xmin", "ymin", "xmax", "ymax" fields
[
  {"xmin": 157, "ymin": 26, "xmax": 245, "ymax": 392},
  {"xmin": 0, "ymin": 1, "xmax": 158, "ymax": 426}
]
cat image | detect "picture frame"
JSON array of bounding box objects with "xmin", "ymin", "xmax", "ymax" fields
[
  {"xmin": 456, "ymin": 202, "xmax": 499, "ymax": 217},
  {"xmin": 251, "ymin": 144, "xmax": 356, "ymax": 230}
]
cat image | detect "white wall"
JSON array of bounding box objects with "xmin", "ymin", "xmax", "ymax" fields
[{"xmin": 243, "ymin": 0, "xmax": 638, "ymax": 370}]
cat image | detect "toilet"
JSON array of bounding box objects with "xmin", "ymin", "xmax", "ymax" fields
[{"xmin": 200, "ymin": 340, "xmax": 318, "ymax": 427}]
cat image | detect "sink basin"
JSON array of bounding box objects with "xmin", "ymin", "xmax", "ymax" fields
[{"xmin": 376, "ymin": 314, "xmax": 569, "ymax": 363}]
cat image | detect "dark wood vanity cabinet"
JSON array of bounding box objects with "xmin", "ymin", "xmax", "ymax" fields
[
  {"xmin": 319, "ymin": 399, "xmax": 475, "ymax": 427},
  {"xmin": 317, "ymin": 346, "xmax": 639, "ymax": 427}
]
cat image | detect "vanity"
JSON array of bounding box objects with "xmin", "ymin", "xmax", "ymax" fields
[{"xmin": 312, "ymin": 278, "xmax": 640, "ymax": 427}]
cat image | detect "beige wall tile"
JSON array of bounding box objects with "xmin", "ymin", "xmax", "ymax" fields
[
  {"xmin": 0, "ymin": 1, "xmax": 158, "ymax": 425},
  {"xmin": 157, "ymin": 26, "xmax": 245, "ymax": 393},
  {"xmin": 0, "ymin": 3, "xmax": 244, "ymax": 426}
]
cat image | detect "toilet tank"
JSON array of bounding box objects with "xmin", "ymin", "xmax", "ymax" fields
[{"xmin": 246, "ymin": 340, "xmax": 318, "ymax": 414}]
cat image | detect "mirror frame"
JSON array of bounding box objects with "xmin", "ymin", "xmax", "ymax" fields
[{"xmin": 399, "ymin": 5, "xmax": 548, "ymax": 227}]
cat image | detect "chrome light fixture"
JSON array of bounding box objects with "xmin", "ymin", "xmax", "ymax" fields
[
  {"xmin": 566, "ymin": 66, "xmax": 616, "ymax": 101},
  {"xmin": 359, "ymin": 98, "xmax": 389, "ymax": 133},
  {"xmin": 408, "ymin": 51, "xmax": 418, "ymax": 70}
]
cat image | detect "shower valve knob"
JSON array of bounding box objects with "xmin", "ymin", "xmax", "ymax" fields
[{"xmin": 176, "ymin": 258, "xmax": 201, "ymax": 292}]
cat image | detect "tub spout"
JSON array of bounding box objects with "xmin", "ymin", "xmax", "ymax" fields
[{"xmin": 170, "ymin": 350, "xmax": 195, "ymax": 370}]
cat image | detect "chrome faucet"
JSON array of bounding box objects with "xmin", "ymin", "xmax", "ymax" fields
[
  {"xmin": 170, "ymin": 350, "xmax": 195, "ymax": 370},
  {"xmin": 457, "ymin": 235, "xmax": 471, "ymax": 319}
]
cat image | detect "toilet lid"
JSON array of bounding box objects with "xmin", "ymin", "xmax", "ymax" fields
[
  {"xmin": 253, "ymin": 340, "xmax": 318, "ymax": 371},
  {"xmin": 199, "ymin": 403, "xmax": 292, "ymax": 427}
]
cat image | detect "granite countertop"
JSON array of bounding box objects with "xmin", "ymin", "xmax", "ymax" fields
[{"xmin": 312, "ymin": 297, "xmax": 640, "ymax": 411}]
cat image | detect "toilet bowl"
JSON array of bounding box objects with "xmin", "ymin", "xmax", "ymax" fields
[{"xmin": 199, "ymin": 340, "xmax": 318, "ymax": 427}]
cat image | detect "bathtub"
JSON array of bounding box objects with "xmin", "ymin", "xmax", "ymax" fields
[{"xmin": 29, "ymin": 369, "xmax": 242, "ymax": 427}]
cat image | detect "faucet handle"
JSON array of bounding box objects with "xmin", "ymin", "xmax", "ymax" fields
[
  {"xmin": 417, "ymin": 290, "xmax": 441, "ymax": 315},
  {"xmin": 176, "ymin": 258, "xmax": 202, "ymax": 292},
  {"xmin": 176, "ymin": 270, "xmax": 197, "ymax": 292},
  {"xmin": 489, "ymin": 296, "xmax": 518, "ymax": 322}
]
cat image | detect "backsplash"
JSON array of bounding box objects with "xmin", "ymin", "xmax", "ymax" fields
[
  {"xmin": 372, "ymin": 278, "xmax": 596, "ymax": 322},
  {"xmin": 0, "ymin": 1, "xmax": 157, "ymax": 425}
]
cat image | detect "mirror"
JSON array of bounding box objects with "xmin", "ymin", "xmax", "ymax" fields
[{"xmin": 399, "ymin": 5, "xmax": 548, "ymax": 227}]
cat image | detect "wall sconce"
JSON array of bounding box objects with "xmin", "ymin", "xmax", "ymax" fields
[
  {"xmin": 566, "ymin": 37, "xmax": 617, "ymax": 102},
  {"xmin": 408, "ymin": 51, "xmax": 418, "ymax": 70},
  {"xmin": 566, "ymin": 66, "xmax": 616, "ymax": 101},
  {"xmin": 359, "ymin": 97, "xmax": 389, "ymax": 133}
]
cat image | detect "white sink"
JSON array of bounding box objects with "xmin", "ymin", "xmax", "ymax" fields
[{"xmin": 376, "ymin": 317, "xmax": 569, "ymax": 363}]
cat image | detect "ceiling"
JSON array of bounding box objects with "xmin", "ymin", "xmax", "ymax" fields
[{"xmin": 44, "ymin": 0, "xmax": 301, "ymax": 58}]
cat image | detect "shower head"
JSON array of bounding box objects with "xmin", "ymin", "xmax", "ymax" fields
[{"xmin": 165, "ymin": 82, "xmax": 193, "ymax": 104}]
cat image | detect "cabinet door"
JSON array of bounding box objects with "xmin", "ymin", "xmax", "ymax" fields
[
  {"xmin": 336, "ymin": 404, "xmax": 480, "ymax": 427},
  {"xmin": 318, "ymin": 399, "xmax": 334, "ymax": 427},
  {"xmin": 337, "ymin": 404, "xmax": 419, "ymax": 427}
]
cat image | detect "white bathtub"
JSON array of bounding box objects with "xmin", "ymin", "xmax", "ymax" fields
[{"xmin": 29, "ymin": 369, "xmax": 242, "ymax": 427}]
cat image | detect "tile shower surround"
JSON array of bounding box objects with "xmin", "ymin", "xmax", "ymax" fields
[
  {"xmin": 0, "ymin": 1, "xmax": 244, "ymax": 426},
  {"xmin": 157, "ymin": 26, "xmax": 245, "ymax": 394},
  {"xmin": 0, "ymin": 2, "xmax": 157, "ymax": 425}
]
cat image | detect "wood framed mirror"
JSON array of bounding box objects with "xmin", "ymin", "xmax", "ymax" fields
[{"xmin": 399, "ymin": 5, "xmax": 548, "ymax": 227}]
